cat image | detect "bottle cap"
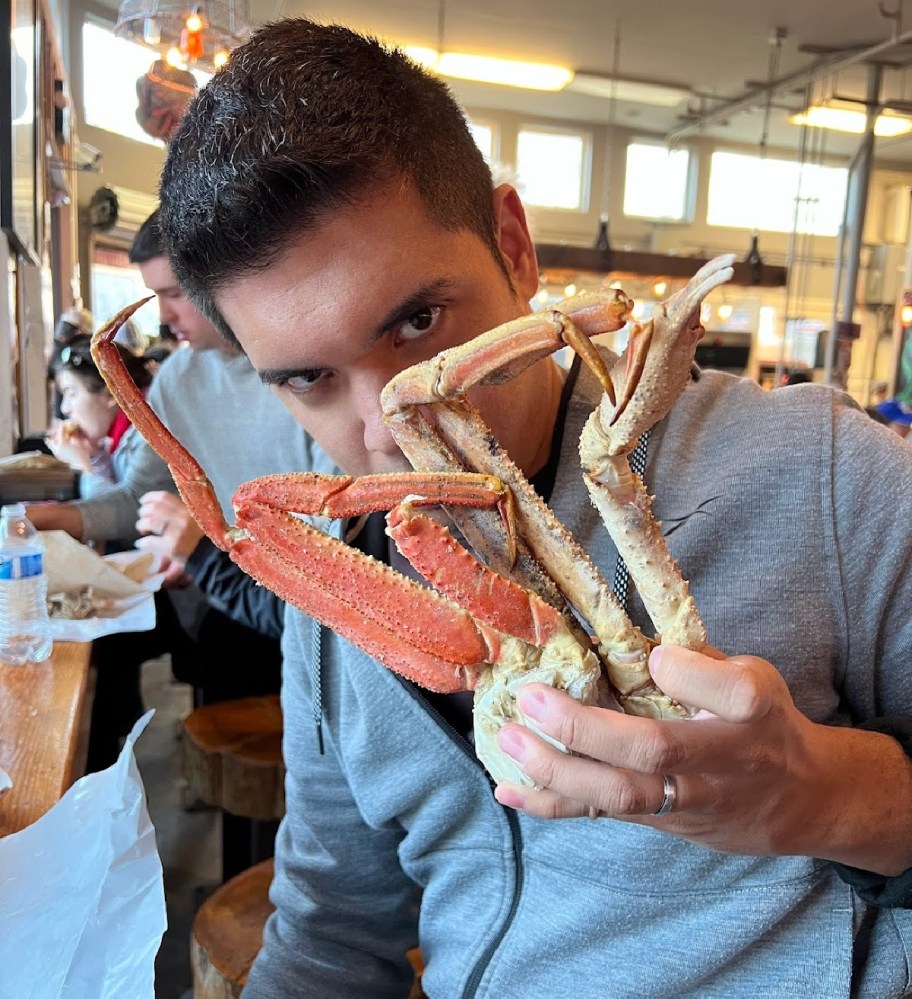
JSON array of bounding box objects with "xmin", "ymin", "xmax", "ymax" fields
[{"xmin": 0, "ymin": 503, "xmax": 25, "ymax": 517}]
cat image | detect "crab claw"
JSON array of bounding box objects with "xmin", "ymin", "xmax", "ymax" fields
[{"xmin": 607, "ymin": 253, "xmax": 735, "ymax": 451}]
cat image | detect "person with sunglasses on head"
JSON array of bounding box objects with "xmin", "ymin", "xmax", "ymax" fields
[
  {"xmin": 43, "ymin": 334, "xmax": 180, "ymax": 770},
  {"xmin": 46, "ymin": 336, "xmax": 152, "ymax": 491}
]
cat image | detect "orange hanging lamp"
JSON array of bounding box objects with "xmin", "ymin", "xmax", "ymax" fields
[{"xmin": 114, "ymin": 0, "xmax": 251, "ymax": 74}]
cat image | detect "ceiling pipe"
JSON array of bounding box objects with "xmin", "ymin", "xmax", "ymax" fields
[{"xmin": 667, "ymin": 28, "xmax": 912, "ymax": 143}]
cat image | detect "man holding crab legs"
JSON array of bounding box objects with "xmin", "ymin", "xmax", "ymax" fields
[{"xmin": 155, "ymin": 18, "xmax": 912, "ymax": 998}]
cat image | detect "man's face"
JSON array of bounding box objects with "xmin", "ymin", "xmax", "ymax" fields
[
  {"xmin": 139, "ymin": 256, "xmax": 224, "ymax": 351},
  {"xmin": 215, "ymin": 182, "xmax": 553, "ymax": 476}
]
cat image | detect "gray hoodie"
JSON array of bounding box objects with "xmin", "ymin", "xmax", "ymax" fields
[{"xmin": 246, "ymin": 364, "xmax": 912, "ymax": 999}]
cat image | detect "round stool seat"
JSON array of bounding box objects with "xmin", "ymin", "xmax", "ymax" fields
[
  {"xmin": 192, "ymin": 858, "xmax": 275, "ymax": 999},
  {"xmin": 182, "ymin": 695, "xmax": 284, "ymax": 821}
]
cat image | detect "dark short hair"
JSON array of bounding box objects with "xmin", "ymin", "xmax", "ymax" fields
[
  {"xmin": 49, "ymin": 334, "xmax": 153, "ymax": 392},
  {"xmin": 159, "ymin": 19, "xmax": 500, "ymax": 346},
  {"xmin": 129, "ymin": 209, "xmax": 165, "ymax": 264}
]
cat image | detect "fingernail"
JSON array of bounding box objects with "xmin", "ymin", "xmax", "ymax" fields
[
  {"xmin": 494, "ymin": 786, "xmax": 526, "ymax": 811},
  {"xmin": 497, "ymin": 725, "xmax": 527, "ymax": 761},
  {"xmin": 516, "ymin": 687, "xmax": 548, "ymax": 721}
]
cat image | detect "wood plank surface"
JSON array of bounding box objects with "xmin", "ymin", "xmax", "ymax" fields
[{"xmin": 0, "ymin": 641, "xmax": 93, "ymax": 836}]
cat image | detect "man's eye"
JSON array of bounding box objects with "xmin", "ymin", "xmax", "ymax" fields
[
  {"xmin": 398, "ymin": 306, "xmax": 441, "ymax": 342},
  {"xmin": 284, "ymin": 370, "xmax": 325, "ymax": 395}
]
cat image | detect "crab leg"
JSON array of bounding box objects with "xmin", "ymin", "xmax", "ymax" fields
[
  {"xmin": 230, "ymin": 492, "xmax": 601, "ymax": 784},
  {"xmin": 381, "ymin": 257, "xmax": 736, "ymax": 717},
  {"xmin": 90, "ymin": 299, "xmax": 551, "ymax": 702},
  {"xmin": 387, "ymin": 503, "xmax": 601, "ymax": 785},
  {"xmin": 383, "ymin": 292, "xmax": 635, "ymax": 608},
  {"xmin": 381, "ymin": 295, "xmax": 653, "ymax": 704},
  {"xmin": 576, "ymin": 254, "xmax": 735, "ymax": 687},
  {"xmin": 91, "ymin": 299, "xmax": 234, "ymax": 545}
]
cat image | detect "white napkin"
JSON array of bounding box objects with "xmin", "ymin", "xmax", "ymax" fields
[
  {"xmin": 39, "ymin": 532, "xmax": 166, "ymax": 641},
  {"xmin": 42, "ymin": 531, "xmax": 153, "ymax": 599}
]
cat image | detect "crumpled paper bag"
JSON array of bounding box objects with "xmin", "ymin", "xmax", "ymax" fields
[
  {"xmin": 0, "ymin": 713, "xmax": 166, "ymax": 998},
  {"xmin": 41, "ymin": 532, "xmax": 166, "ymax": 641},
  {"xmin": 42, "ymin": 531, "xmax": 156, "ymax": 598}
]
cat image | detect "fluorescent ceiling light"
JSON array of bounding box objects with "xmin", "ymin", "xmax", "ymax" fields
[
  {"xmin": 404, "ymin": 46, "xmax": 574, "ymax": 92},
  {"xmin": 790, "ymin": 103, "xmax": 912, "ymax": 137},
  {"xmin": 566, "ymin": 73, "xmax": 691, "ymax": 107}
]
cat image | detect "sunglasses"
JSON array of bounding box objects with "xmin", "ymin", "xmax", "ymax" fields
[{"xmin": 58, "ymin": 344, "xmax": 95, "ymax": 369}]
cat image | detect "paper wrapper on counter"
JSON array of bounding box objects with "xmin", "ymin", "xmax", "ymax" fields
[{"xmin": 41, "ymin": 531, "xmax": 166, "ymax": 641}]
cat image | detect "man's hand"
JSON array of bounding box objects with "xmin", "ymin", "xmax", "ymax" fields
[
  {"xmin": 135, "ymin": 490, "xmax": 204, "ymax": 585},
  {"xmin": 493, "ymin": 645, "xmax": 912, "ymax": 876}
]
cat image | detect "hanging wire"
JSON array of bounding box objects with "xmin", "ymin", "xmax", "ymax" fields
[
  {"xmin": 779, "ymin": 76, "xmax": 815, "ymax": 384},
  {"xmin": 757, "ymin": 29, "xmax": 785, "ymax": 162},
  {"xmin": 779, "ymin": 70, "xmax": 833, "ymax": 384},
  {"xmin": 599, "ymin": 21, "xmax": 622, "ymax": 227},
  {"xmin": 752, "ymin": 29, "xmax": 786, "ymax": 233}
]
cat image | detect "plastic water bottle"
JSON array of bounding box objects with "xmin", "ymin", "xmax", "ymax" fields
[{"xmin": 0, "ymin": 504, "xmax": 53, "ymax": 665}]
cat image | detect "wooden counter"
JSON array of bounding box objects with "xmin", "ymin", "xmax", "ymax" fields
[{"xmin": 0, "ymin": 641, "xmax": 93, "ymax": 836}]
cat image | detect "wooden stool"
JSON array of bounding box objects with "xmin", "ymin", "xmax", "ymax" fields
[
  {"xmin": 192, "ymin": 858, "xmax": 424, "ymax": 998},
  {"xmin": 192, "ymin": 858, "xmax": 275, "ymax": 999},
  {"xmin": 182, "ymin": 694, "xmax": 284, "ymax": 880},
  {"xmin": 182, "ymin": 695, "xmax": 285, "ymax": 821}
]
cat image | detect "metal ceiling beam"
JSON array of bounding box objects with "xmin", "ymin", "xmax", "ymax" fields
[{"xmin": 667, "ymin": 28, "xmax": 912, "ymax": 143}]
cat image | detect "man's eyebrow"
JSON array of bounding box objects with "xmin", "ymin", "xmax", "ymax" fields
[
  {"xmin": 371, "ymin": 278, "xmax": 457, "ymax": 340},
  {"xmin": 258, "ymin": 278, "xmax": 458, "ymax": 386}
]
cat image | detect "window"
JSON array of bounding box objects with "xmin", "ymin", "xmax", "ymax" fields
[
  {"xmin": 516, "ymin": 127, "xmax": 589, "ymax": 211},
  {"xmin": 81, "ymin": 21, "xmax": 210, "ymax": 146},
  {"xmin": 623, "ymin": 141, "xmax": 693, "ymax": 221},
  {"xmin": 707, "ymin": 151, "xmax": 848, "ymax": 237},
  {"xmin": 467, "ymin": 120, "xmax": 495, "ymax": 164},
  {"xmin": 91, "ymin": 246, "xmax": 160, "ymax": 342}
]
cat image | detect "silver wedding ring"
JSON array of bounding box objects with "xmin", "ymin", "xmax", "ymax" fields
[{"xmin": 652, "ymin": 774, "xmax": 677, "ymax": 816}]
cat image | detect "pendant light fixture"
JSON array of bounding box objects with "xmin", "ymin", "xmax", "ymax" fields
[{"xmin": 113, "ymin": 0, "xmax": 252, "ymax": 74}]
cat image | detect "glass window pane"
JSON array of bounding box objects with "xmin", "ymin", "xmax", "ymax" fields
[
  {"xmin": 707, "ymin": 151, "xmax": 847, "ymax": 236},
  {"xmin": 468, "ymin": 121, "xmax": 494, "ymax": 164},
  {"xmin": 91, "ymin": 246, "xmax": 160, "ymax": 341},
  {"xmin": 517, "ymin": 128, "xmax": 587, "ymax": 210},
  {"xmin": 82, "ymin": 21, "xmax": 210, "ymax": 146},
  {"xmin": 623, "ymin": 142, "xmax": 691, "ymax": 221}
]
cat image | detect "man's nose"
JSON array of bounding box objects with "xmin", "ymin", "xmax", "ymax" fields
[
  {"xmin": 362, "ymin": 414, "xmax": 399, "ymax": 457},
  {"xmin": 354, "ymin": 372, "xmax": 401, "ymax": 458}
]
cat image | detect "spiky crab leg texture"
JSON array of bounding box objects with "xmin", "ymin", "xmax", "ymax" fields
[{"xmin": 381, "ymin": 254, "xmax": 735, "ymax": 718}]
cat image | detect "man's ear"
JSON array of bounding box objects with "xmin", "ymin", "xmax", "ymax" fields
[{"xmin": 492, "ymin": 185, "xmax": 539, "ymax": 302}]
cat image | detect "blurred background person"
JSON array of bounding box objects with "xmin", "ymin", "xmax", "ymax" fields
[{"xmin": 46, "ymin": 334, "xmax": 152, "ymax": 494}]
